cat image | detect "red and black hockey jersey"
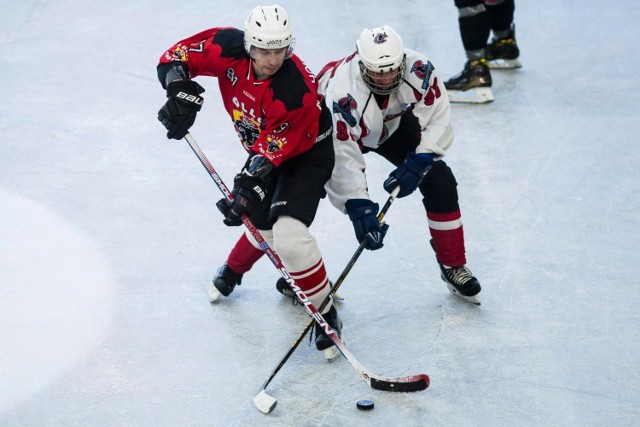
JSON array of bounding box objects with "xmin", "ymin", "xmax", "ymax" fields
[{"xmin": 158, "ymin": 27, "xmax": 328, "ymax": 167}]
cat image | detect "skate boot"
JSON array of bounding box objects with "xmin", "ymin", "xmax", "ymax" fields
[
  {"xmin": 487, "ymin": 25, "xmax": 521, "ymax": 69},
  {"xmin": 314, "ymin": 305, "xmax": 343, "ymax": 361},
  {"xmin": 276, "ymin": 277, "xmax": 296, "ymax": 299},
  {"xmin": 445, "ymin": 58, "xmax": 493, "ymax": 104},
  {"xmin": 276, "ymin": 277, "xmax": 344, "ymax": 304},
  {"xmin": 438, "ymin": 263, "xmax": 482, "ymax": 306},
  {"xmin": 209, "ymin": 263, "xmax": 242, "ymax": 302}
]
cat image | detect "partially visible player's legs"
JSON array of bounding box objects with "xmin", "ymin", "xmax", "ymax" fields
[
  {"xmin": 420, "ymin": 162, "xmax": 482, "ymax": 305},
  {"xmin": 445, "ymin": 0, "xmax": 494, "ymax": 103},
  {"xmin": 269, "ymin": 135, "xmax": 342, "ymax": 360},
  {"xmin": 272, "ymin": 216, "xmax": 342, "ymax": 359},
  {"xmin": 485, "ymin": 0, "xmax": 521, "ymax": 68},
  {"xmin": 209, "ymin": 229, "xmax": 268, "ymax": 302},
  {"xmin": 210, "ymin": 169, "xmax": 275, "ymax": 302},
  {"xmin": 367, "ymin": 113, "xmax": 479, "ymax": 304}
]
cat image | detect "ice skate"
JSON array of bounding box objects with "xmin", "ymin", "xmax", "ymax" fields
[
  {"xmin": 445, "ymin": 58, "xmax": 493, "ymax": 104},
  {"xmin": 487, "ymin": 25, "xmax": 521, "ymax": 69},
  {"xmin": 209, "ymin": 263, "xmax": 242, "ymax": 302},
  {"xmin": 275, "ymin": 277, "xmax": 343, "ymax": 304},
  {"xmin": 314, "ymin": 305, "xmax": 343, "ymax": 361},
  {"xmin": 445, "ymin": 58, "xmax": 494, "ymax": 104},
  {"xmin": 275, "ymin": 277, "xmax": 296, "ymax": 300},
  {"xmin": 439, "ymin": 264, "xmax": 482, "ymax": 306}
]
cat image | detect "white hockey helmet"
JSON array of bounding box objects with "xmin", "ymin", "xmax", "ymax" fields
[
  {"xmin": 356, "ymin": 25, "xmax": 406, "ymax": 95},
  {"xmin": 243, "ymin": 4, "xmax": 294, "ymax": 56}
]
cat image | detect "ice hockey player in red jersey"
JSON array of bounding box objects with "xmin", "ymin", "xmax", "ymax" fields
[
  {"xmin": 317, "ymin": 25, "xmax": 481, "ymax": 305},
  {"xmin": 157, "ymin": 4, "xmax": 343, "ymax": 358}
]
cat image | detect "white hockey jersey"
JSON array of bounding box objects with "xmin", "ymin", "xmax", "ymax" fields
[{"xmin": 318, "ymin": 49, "xmax": 453, "ymax": 213}]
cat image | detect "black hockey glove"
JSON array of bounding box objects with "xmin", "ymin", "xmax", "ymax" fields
[
  {"xmin": 217, "ymin": 154, "xmax": 275, "ymax": 227},
  {"xmin": 345, "ymin": 199, "xmax": 389, "ymax": 251},
  {"xmin": 383, "ymin": 152, "xmax": 435, "ymax": 198},
  {"xmin": 218, "ymin": 174, "xmax": 267, "ymax": 226},
  {"xmin": 216, "ymin": 174, "xmax": 243, "ymax": 226},
  {"xmin": 158, "ymin": 80, "xmax": 205, "ymax": 140}
]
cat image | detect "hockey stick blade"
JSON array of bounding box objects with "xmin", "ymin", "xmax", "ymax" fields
[
  {"xmin": 370, "ymin": 374, "xmax": 430, "ymax": 392},
  {"xmin": 253, "ymin": 389, "xmax": 277, "ymax": 414},
  {"xmin": 253, "ymin": 371, "xmax": 429, "ymax": 415}
]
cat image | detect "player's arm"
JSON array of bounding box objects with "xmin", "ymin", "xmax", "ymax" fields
[
  {"xmin": 410, "ymin": 64, "xmax": 454, "ymax": 156},
  {"xmin": 156, "ymin": 29, "xmax": 223, "ymax": 139},
  {"xmin": 325, "ymin": 122, "xmax": 369, "ymax": 213}
]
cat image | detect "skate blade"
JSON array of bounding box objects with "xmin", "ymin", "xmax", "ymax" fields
[
  {"xmin": 488, "ymin": 58, "xmax": 522, "ymax": 69},
  {"xmin": 448, "ymin": 87, "xmax": 494, "ymax": 104},
  {"xmin": 323, "ymin": 345, "xmax": 340, "ymax": 362},
  {"xmin": 209, "ymin": 285, "xmax": 222, "ymax": 303},
  {"xmin": 445, "ymin": 282, "xmax": 481, "ymax": 306}
]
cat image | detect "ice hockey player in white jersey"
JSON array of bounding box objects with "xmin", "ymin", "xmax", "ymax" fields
[{"xmin": 317, "ymin": 25, "xmax": 481, "ymax": 305}]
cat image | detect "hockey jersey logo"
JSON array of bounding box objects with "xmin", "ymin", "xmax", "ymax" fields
[
  {"xmin": 233, "ymin": 110, "xmax": 261, "ymax": 150},
  {"xmin": 410, "ymin": 60, "xmax": 434, "ymax": 90},
  {"xmin": 266, "ymin": 135, "xmax": 286, "ymax": 153},
  {"xmin": 166, "ymin": 39, "xmax": 207, "ymax": 62},
  {"xmin": 333, "ymin": 93, "xmax": 358, "ymax": 127},
  {"xmin": 167, "ymin": 45, "xmax": 188, "ymax": 62}
]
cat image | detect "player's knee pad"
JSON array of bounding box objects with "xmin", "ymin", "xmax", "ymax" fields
[{"xmin": 272, "ymin": 216, "xmax": 321, "ymax": 271}]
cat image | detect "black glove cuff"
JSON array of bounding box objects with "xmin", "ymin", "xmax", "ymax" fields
[{"xmin": 244, "ymin": 153, "xmax": 275, "ymax": 179}]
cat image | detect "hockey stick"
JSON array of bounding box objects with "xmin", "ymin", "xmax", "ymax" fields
[
  {"xmin": 182, "ymin": 133, "xmax": 429, "ymax": 414},
  {"xmin": 255, "ymin": 186, "xmax": 401, "ymax": 402}
]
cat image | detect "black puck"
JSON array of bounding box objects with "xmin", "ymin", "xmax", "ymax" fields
[{"xmin": 356, "ymin": 399, "xmax": 374, "ymax": 410}]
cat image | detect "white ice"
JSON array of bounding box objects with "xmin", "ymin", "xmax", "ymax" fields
[{"xmin": 1, "ymin": 1, "xmax": 639, "ymax": 426}]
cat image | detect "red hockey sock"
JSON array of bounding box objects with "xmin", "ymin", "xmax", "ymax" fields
[
  {"xmin": 226, "ymin": 233, "xmax": 265, "ymax": 274},
  {"xmin": 428, "ymin": 210, "xmax": 467, "ymax": 267},
  {"xmin": 288, "ymin": 258, "xmax": 331, "ymax": 311}
]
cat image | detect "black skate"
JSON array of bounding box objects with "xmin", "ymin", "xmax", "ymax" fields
[
  {"xmin": 210, "ymin": 263, "xmax": 242, "ymax": 302},
  {"xmin": 439, "ymin": 264, "xmax": 482, "ymax": 306},
  {"xmin": 430, "ymin": 239, "xmax": 481, "ymax": 305},
  {"xmin": 276, "ymin": 277, "xmax": 296, "ymax": 300},
  {"xmin": 314, "ymin": 305, "xmax": 343, "ymax": 361},
  {"xmin": 275, "ymin": 277, "xmax": 344, "ymax": 304},
  {"xmin": 444, "ymin": 58, "xmax": 494, "ymax": 104},
  {"xmin": 487, "ymin": 25, "xmax": 521, "ymax": 69}
]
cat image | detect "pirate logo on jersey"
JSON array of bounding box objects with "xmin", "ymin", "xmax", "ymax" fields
[
  {"xmin": 333, "ymin": 93, "xmax": 358, "ymax": 127},
  {"xmin": 411, "ymin": 60, "xmax": 434, "ymax": 90},
  {"xmin": 233, "ymin": 110, "xmax": 261, "ymax": 150},
  {"xmin": 265, "ymin": 135, "xmax": 286, "ymax": 153},
  {"xmin": 166, "ymin": 38, "xmax": 207, "ymax": 62},
  {"xmin": 167, "ymin": 45, "xmax": 188, "ymax": 62}
]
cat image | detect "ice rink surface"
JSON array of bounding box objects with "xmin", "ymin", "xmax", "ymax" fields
[{"xmin": 1, "ymin": 1, "xmax": 639, "ymax": 426}]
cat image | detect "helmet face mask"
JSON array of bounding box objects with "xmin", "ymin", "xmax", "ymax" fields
[
  {"xmin": 358, "ymin": 59, "xmax": 405, "ymax": 96},
  {"xmin": 244, "ymin": 4, "xmax": 295, "ymax": 59},
  {"xmin": 356, "ymin": 25, "xmax": 406, "ymax": 95}
]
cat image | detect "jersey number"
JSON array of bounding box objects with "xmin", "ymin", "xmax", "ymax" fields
[{"xmin": 424, "ymin": 77, "xmax": 442, "ymax": 106}]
